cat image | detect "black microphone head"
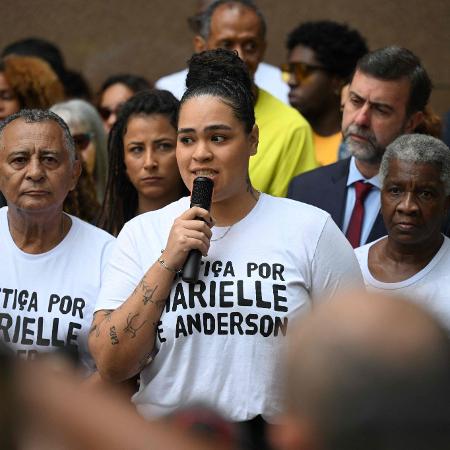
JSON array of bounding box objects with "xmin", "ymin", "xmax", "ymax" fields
[{"xmin": 190, "ymin": 177, "xmax": 214, "ymax": 211}]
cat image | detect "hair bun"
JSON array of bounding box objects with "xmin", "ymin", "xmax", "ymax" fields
[{"xmin": 185, "ymin": 48, "xmax": 253, "ymax": 95}]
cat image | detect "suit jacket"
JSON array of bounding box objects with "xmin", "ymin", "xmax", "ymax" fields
[{"xmin": 287, "ymin": 158, "xmax": 387, "ymax": 243}]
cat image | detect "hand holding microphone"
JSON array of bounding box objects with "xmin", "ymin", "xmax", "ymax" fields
[{"xmin": 182, "ymin": 177, "xmax": 214, "ymax": 283}]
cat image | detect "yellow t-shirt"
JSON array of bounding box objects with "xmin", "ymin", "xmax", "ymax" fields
[
  {"xmin": 313, "ymin": 131, "xmax": 342, "ymax": 166},
  {"xmin": 251, "ymin": 88, "xmax": 316, "ymax": 197}
]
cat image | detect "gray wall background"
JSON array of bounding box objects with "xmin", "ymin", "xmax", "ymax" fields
[{"xmin": 1, "ymin": 0, "xmax": 449, "ymax": 114}]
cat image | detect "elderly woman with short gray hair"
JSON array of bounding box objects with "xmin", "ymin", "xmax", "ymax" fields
[{"xmin": 355, "ymin": 133, "xmax": 450, "ymax": 332}]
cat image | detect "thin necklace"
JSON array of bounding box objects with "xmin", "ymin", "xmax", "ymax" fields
[
  {"xmin": 211, "ymin": 191, "xmax": 260, "ymax": 242},
  {"xmin": 211, "ymin": 224, "xmax": 233, "ymax": 242}
]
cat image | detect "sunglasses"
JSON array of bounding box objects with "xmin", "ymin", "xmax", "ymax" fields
[
  {"xmin": 98, "ymin": 103, "xmax": 123, "ymax": 121},
  {"xmin": 72, "ymin": 132, "xmax": 94, "ymax": 151},
  {"xmin": 280, "ymin": 62, "xmax": 328, "ymax": 84}
]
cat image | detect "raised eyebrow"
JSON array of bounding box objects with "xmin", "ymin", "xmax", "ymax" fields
[
  {"xmin": 39, "ymin": 150, "xmax": 60, "ymax": 157},
  {"xmin": 9, "ymin": 149, "xmax": 30, "ymax": 156},
  {"xmin": 177, "ymin": 125, "xmax": 232, "ymax": 134},
  {"xmin": 177, "ymin": 128, "xmax": 195, "ymax": 135},
  {"xmin": 205, "ymin": 124, "xmax": 232, "ymax": 132},
  {"xmin": 348, "ymin": 91, "xmax": 393, "ymax": 111},
  {"xmin": 348, "ymin": 90, "xmax": 364, "ymax": 100},
  {"xmin": 40, "ymin": 149, "xmax": 59, "ymax": 154},
  {"xmin": 125, "ymin": 140, "xmax": 145, "ymax": 146},
  {"xmin": 154, "ymin": 138, "xmax": 175, "ymax": 144}
]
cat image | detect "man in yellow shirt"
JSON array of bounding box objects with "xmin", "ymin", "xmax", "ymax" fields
[
  {"xmin": 195, "ymin": 0, "xmax": 316, "ymax": 197},
  {"xmin": 283, "ymin": 21, "xmax": 367, "ymax": 166}
]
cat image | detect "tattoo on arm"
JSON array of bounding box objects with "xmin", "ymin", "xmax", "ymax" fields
[
  {"xmin": 90, "ymin": 310, "xmax": 113, "ymax": 338},
  {"xmin": 123, "ymin": 313, "xmax": 147, "ymax": 338},
  {"xmin": 139, "ymin": 279, "xmax": 159, "ymax": 306},
  {"xmin": 109, "ymin": 326, "xmax": 119, "ymax": 345}
]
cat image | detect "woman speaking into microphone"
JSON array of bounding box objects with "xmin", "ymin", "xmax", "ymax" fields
[{"xmin": 89, "ymin": 49, "xmax": 362, "ymax": 424}]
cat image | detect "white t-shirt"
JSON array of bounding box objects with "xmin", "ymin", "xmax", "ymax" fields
[
  {"xmin": 355, "ymin": 236, "xmax": 450, "ymax": 332},
  {"xmin": 155, "ymin": 62, "xmax": 289, "ymax": 104},
  {"xmin": 96, "ymin": 194, "xmax": 362, "ymax": 421},
  {"xmin": 0, "ymin": 207, "xmax": 114, "ymax": 370}
]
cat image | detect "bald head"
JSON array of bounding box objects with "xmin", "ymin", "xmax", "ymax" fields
[{"xmin": 280, "ymin": 291, "xmax": 450, "ymax": 450}]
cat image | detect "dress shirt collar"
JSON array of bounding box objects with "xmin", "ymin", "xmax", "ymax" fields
[{"xmin": 347, "ymin": 156, "xmax": 382, "ymax": 190}]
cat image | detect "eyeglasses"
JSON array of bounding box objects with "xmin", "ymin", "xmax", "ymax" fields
[
  {"xmin": 280, "ymin": 62, "xmax": 328, "ymax": 84},
  {"xmin": 98, "ymin": 103, "xmax": 123, "ymax": 121},
  {"xmin": 72, "ymin": 132, "xmax": 94, "ymax": 151}
]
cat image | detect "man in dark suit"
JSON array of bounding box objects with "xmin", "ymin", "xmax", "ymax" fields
[{"xmin": 288, "ymin": 46, "xmax": 430, "ymax": 247}]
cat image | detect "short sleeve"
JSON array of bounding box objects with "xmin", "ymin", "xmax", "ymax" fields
[
  {"xmin": 310, "ymin": 216, "xmax": 364, "ymax": 301},
  {"xmin": 95, "ymin": 222, "xmax": 145, "ymax": 312}
]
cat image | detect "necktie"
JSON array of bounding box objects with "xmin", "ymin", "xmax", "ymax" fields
[{"xmin": 346, "ymin": 181, "xmax": 373, "ymax": 248}]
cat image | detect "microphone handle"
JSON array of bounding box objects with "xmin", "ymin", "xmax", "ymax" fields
[
  {"xmin": 181, "ymin": 249, "xmax": 202, "ymax": 283},
  {"xmin": 181, "ymin": 176, "xmax": 214, "ymax": 284}
]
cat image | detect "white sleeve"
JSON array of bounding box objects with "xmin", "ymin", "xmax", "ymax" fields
[
  {"xmin": 95, "ymin": 222, "xmax": 145, "ymax": 312},
  {"xmin": 310, "ymin": 216, "xmax": 364, "ymax": 302}
]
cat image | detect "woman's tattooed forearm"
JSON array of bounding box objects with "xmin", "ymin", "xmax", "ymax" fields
[
  {"xmin": 139, "ymin": 279, "xmax": 159, "ymax": 305},
  {"xmin": 89, "ymin": 310, "xmax": 112, "ymax": 337},
  {"xmin": 133, "ymin": 278, "xmax": 166, "ymax": 309},
  {"xmin": 123, "ymin": 313, "xmax": 147, "ymax": 338},
  {"xmin": 109, "ymin": 326, "xmax": 119, "ymax": 345}
]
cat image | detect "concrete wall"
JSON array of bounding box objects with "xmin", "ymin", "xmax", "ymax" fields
[{"xmin": 1, "ymin": 0, "xmax": 449, "ymax": 114}]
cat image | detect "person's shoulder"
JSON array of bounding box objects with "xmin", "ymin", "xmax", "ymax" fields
[
  {"xmin": 70, "ymin": 215, "xmax": 115, "ymax": 244},
  {"xmin": 440, "ymin": 235, "xmax": 450, "ymax": 256},
  {"xmin": 256, "ymin": 88, "xmax": 295, "ymax": 114},
  {"xmin": 262, "ymin": 193, "xmax": 331, "ymax": 221},
  {"xmin": 257, "ymin": 62, "xmax": 281, "ymax": 77},
  {"xmin": 154, "ymin": 69, "xmax": 187, "ymax": 99},
  {"xmin": 155, "ymin": 68, "xmax": 187, "ymax": 86},
  {"xmin": 255, "ymin": 88, "xmax": 309, "ymax": 127},
  {"xmin": 290, "ymin": 158, "xmax": 349, "ymax": 188},
  {"xmin": 124, "ymin": 196, "xmax": 190, "ymax": 231},
  {"xmin": 354, "ymin": 241, "xmax": 372, "ymax": 258}
]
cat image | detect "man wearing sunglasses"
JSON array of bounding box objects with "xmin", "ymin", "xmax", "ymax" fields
[
  {"xmin": 282, "ymin": 21, "xmax": 368, "ymax": 166},
  {"xmin": 288, "ymin": 46, "xmax": 434, "ymax": 248}
]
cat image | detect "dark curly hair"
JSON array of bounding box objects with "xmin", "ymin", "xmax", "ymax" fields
[
  {"xmin": 286, "ymin": 20, "xmax": 368, "ymax": 82},
  {"xmin": 182, "ymin": 48, "xmax": 255, "ymax": 134},
  {"xmin": 97, "ymin": 89, "xmax": 187, "ymax": 235}
]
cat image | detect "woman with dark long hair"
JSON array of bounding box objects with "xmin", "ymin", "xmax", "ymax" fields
[{"xmin": 98, "ymin": 89, "xmax": 187, "ymax": 235}]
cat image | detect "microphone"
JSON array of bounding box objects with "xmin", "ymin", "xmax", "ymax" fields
[{"xmin": 182, "ymin": 177, "xmax": 214, "ymax": 283}]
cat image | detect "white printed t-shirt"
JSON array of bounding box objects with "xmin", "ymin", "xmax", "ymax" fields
[
  {"xmin": 95, "ymin": 194, "xmax": 362, "ymax": 421},
  {"xmin": 355, "ymin": 236, "xmax": 450, "ymax": 332},
  {"xmin": 0, "ymin": 207, "xmax": 114, "ymax": 370}
]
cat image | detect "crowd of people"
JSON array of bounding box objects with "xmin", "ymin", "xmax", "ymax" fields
[{"xmin": 1, "ymin": 1, "xmax": 450, "ymax": 449}]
